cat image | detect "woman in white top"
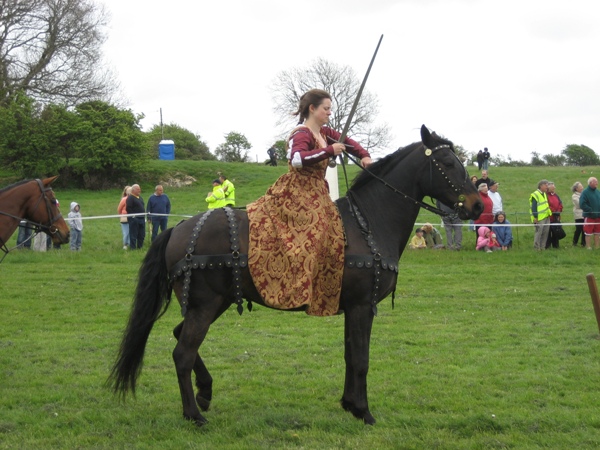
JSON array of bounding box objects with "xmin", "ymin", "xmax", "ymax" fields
[{"xmin": 572, "ymin": 181, "xmax": 585, "ymax": 247}]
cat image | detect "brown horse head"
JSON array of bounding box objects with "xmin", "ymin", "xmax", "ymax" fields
[
  {"xmin": 35, "ymin": 176, "xmax": 71, "ymax": 245},
  {"xmin": 0, "ymin": 176, "xmax": 70, "ymax": 247}
]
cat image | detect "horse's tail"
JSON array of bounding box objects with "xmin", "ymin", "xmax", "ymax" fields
[{"xmin": 108, "ymin": 227, "xmax": 174, "ymax": 398}]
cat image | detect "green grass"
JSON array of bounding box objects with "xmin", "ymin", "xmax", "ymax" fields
[{"xmin": 1, "ymin": 162, "xmax": 600, "ymax": 448}]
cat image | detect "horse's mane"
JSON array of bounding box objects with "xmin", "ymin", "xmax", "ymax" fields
[
  {"xmin": 0, "ymin": 179, "xmax": 30, "ymax": 194},
  {"xmin": 350, "ymin": 142, "xmax": 420, "ymax": 191},
  {"xmin": 350, "ymin": 132, "xmax": 454, "ymax": 191}
]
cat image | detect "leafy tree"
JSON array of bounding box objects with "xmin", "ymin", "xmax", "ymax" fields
[
  {"xmin": 561, "ymin": 144, "xmax": 600, "ymax": 166},
  {"xmin": 146, "ymin": 123, "xmax": 215, "ymax": 160},
  {"xmin": 543, "ymin": 153, "xmax": 566, "ymax": 166},
  {"xmin": 453, "ymin": 144, "xmax": 468, "ymax": 164},
  {"xmin": 32, "ymin": 103, "xmax": 82, "ymax": 181},
  {"xmin": 467, "ymin": 151, "xmax": 478, "ymax": 166},
  {"xmin": 38, "ymin": 104, "xmax": 80, "ymax": 164},
  {"xmin": 0, "ymin": 94, "xmax": 81, "ymax": 179},
  {"xmin": 530, "ymin": 152, "xmax": 545, "ymax": 166},
  {"xmin": 271, "ymin": 58, "xmax": 391, "ymax": 154},
  {"xmin": 0, "ymin": 92, "xmax": 39, "ymax": 173},
  {"xmin": 72, "ymin": 101, "xmax": 146, "ymax": 189},
  {"xmin": 490, "ymin": 155, "xmax": 528, "ymax": 167},
  {"xmin": 273, "ymin": 140, "xmax": 287, "ymax": 161},
  {"xmin": 0, "ymin": 95, "xmax": 148, "ymax": 186},
  {"xmin": 215, "ymin": 132, "xmax": 251, "ymax": 162},
  {"xmin": 0, "ymin": 0, "xmax": 116, "ymax": 107}
]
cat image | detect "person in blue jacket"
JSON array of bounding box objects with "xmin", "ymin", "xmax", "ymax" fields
[
  {"xmin": 492, "ymin": 211, "xmax": 513, "ymax": 250},
  {"xmin": 146, "ymin": 185, "xmax": 171, "ymax": 242}
]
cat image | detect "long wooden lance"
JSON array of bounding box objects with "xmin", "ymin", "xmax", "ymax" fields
[{"xmin": 329, "ymin": 34, "xmax": 384, "ymax": 168}]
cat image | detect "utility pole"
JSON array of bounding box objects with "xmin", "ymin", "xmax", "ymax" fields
[{"xmin": 160, "ymin": 108, "xmax": 164, "ymax": 140}]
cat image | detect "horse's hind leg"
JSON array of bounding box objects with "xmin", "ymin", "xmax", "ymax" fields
[
  {"xmin": 172, "ymin": 308, "xmax": 216, "ymax": 426},
  {"xmin": 341, "ymin": 302, "xmax": 376, "ymax": 425},
  {"xmin": 173, "ymin": 321, "xmax": 212, "ymax": 412}
]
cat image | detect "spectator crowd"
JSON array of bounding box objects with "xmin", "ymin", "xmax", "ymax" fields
[
  {"xmin": 409, "ymin": 161, "xmax": 600, "ymax": 252},
  {"xmin": 15, "ymin": 162, "xmax": 600, "ymax": 253}
]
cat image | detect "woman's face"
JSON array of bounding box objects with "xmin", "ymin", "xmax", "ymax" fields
[
  {"xmin": 497, "ymin": 214, "xmax": 505, "ymax": 223},
  {"xmin": 471, "ymin": 176, "xmax": 478, "ymax": 184},
  {"xmin": 310, "ymin": 98, "xmax": 332, "ymax": 126},
  {"xmin": 577, "ymin": 184, "xmax": 584, "ymax": 193}
]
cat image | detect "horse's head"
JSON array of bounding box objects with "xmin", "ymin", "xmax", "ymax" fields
[
  {"xmin": 25, "ymin": 176, "xmax": 71, "ymax": 244},
  {"xmin": 418, "ymin": 125, "xmax": 483, "ymax": 220}
]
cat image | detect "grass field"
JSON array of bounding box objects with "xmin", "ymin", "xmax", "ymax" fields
[{"xmin": 1, "ymin": 161, "xmax": 600, "ymax": 449}]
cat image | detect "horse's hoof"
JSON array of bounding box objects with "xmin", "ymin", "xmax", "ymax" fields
[
  {"xmin": 341, "ymin": 399, "xmax": 376, "ymax": 425},
  {"xmin": 194, "ymin": 417, "xmax": 208, "ymax": 427},
  {"xmin": 184, "ymin": 414, "xmax": 208, "ymax": 427},
  {"xmin": 363, "ymin": 412, "xmax": 376, "ymax": 425},
  {"xmin": 196, "ymin": 394, "xmax": 211, "ymax": 412}
]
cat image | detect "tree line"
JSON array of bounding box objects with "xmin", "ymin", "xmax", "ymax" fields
[
  {"xmin": 469, "ymin": 146, "xmax": 600, "ymax": 168},
  {"xmin": 0, "ymin": 92, "xmax": 221, "ymax": 189}
]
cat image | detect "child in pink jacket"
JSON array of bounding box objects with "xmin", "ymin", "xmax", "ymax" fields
[{"xmin": 476, "ymin": 226, "xmax": 500, "ymax": 252}]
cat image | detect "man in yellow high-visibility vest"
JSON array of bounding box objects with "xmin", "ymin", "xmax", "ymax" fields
[
  {"xmin": 529, "ymin": 179, "xmax": 551, "ymax": 250},
  {"xmin": 206, "ymin": 179, "xmax": 227, "ymax": 209},
  {"xmin": 219, "ymin": 175, "xmax": 235, "ymax": 207}
]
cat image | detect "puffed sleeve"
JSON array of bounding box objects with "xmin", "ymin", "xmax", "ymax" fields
[{"xmin": 288, "ymin": 128, "xmax": 335, "ymax": 168}]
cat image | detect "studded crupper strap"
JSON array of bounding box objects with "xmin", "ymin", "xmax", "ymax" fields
[{"xmin": 170, "ymin": 207, "xmax": 248, "ymax": 316}]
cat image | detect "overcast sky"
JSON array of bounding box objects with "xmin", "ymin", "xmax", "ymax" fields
[{"xmin": 100, "ymin": 0, "xmax": 600, "ymax": 163}]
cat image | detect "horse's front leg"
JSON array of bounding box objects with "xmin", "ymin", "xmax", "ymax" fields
[
  {"xmin": 341, "ymin": 301, "xmax": 375, "ymax": 425},
  {"xmin": 173, "ymin": 321, "xmax": 212, "ymax": 412}
]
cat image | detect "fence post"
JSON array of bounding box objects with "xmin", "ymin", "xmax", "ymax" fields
[
  {"xmin": 513, "ymin": 211, "xmax": 519, "ymax": 249},
  {"xmin": 586, "ymin": 273, "xmax": 600, "ymax": 334}
]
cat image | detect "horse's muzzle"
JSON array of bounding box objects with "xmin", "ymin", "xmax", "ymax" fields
[
  {"xmin": 456, "ymin": 195, "xmax": 484, "ymax": 220},
  {"xmin": 51, "ymin": 227, "xmax": 70, "ymax": 244}
]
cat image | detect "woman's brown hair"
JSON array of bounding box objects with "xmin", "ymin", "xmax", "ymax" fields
[{"xmin": 293, "ymin": 89, "xmax": 331, "ymax": 124}]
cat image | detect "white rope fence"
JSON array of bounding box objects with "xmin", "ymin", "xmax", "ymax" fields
[
  {"xmin": 63, "ymin": 213, "xmax": 595, "ymax": 228},
  {"xmin": 416, "ymin": 222, "xmax": 585, "ymax": 227},
  {"xmin": 63, "ymin": 213, "xmax": 194, "ymax": 222}
]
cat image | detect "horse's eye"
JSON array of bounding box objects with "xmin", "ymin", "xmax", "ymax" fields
[
  {"xmin": 439, "ymin": 157, "xmax": 453, "ymax": 168},
  {"xmin": 51, "ymin": 199, "xmax": 57, "ymax": 205}
]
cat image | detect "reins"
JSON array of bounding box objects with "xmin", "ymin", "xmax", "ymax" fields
[{"xmin": 339, "ymin": 143, "xmax": 467, "ymax": 217}]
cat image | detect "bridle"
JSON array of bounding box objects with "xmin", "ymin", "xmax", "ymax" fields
[
  {"xmin": 342, "ymin": 143, "xmax": 470, "ymax": 217},
  {"xmin": 0, "ymin": 179, "xmax": 64, "ymax": 260}
]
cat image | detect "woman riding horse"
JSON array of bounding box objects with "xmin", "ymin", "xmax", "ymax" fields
[
  {"xmin": 247, "ymin": 89, "xmax": 372, "ymax": 316},
  {"xmin": 110, "ymin": 125, "xmax": 483, "ymax": 426}
]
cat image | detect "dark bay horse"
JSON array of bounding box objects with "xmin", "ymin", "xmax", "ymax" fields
[
  {"xmin": 110, "ymin": 125, "xmax": 483, "ymax": 426},
  {"xmin": 0, "ymin": 176, "xmax": 70, "ymax": 257}
]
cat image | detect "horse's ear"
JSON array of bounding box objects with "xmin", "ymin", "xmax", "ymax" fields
[
  {"xmin": 43, "ymin": 175, "xmax": 59, "ymax": 186},
  {"xmin": 420, "ymin": 125, "xmax": 432, "ymax": 147}
]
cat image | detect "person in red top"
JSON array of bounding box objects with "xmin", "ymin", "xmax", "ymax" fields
[
  {"xmin": 474, "ymin": 183, "xmax": 494, "ymax": 233},
  {"xmin": 545, "ymin": 181, "xmax": 564, "ymax": 249},
  {"xmin": 247, "ymin": 89, "xmax": 372, "ymax": 316}
]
